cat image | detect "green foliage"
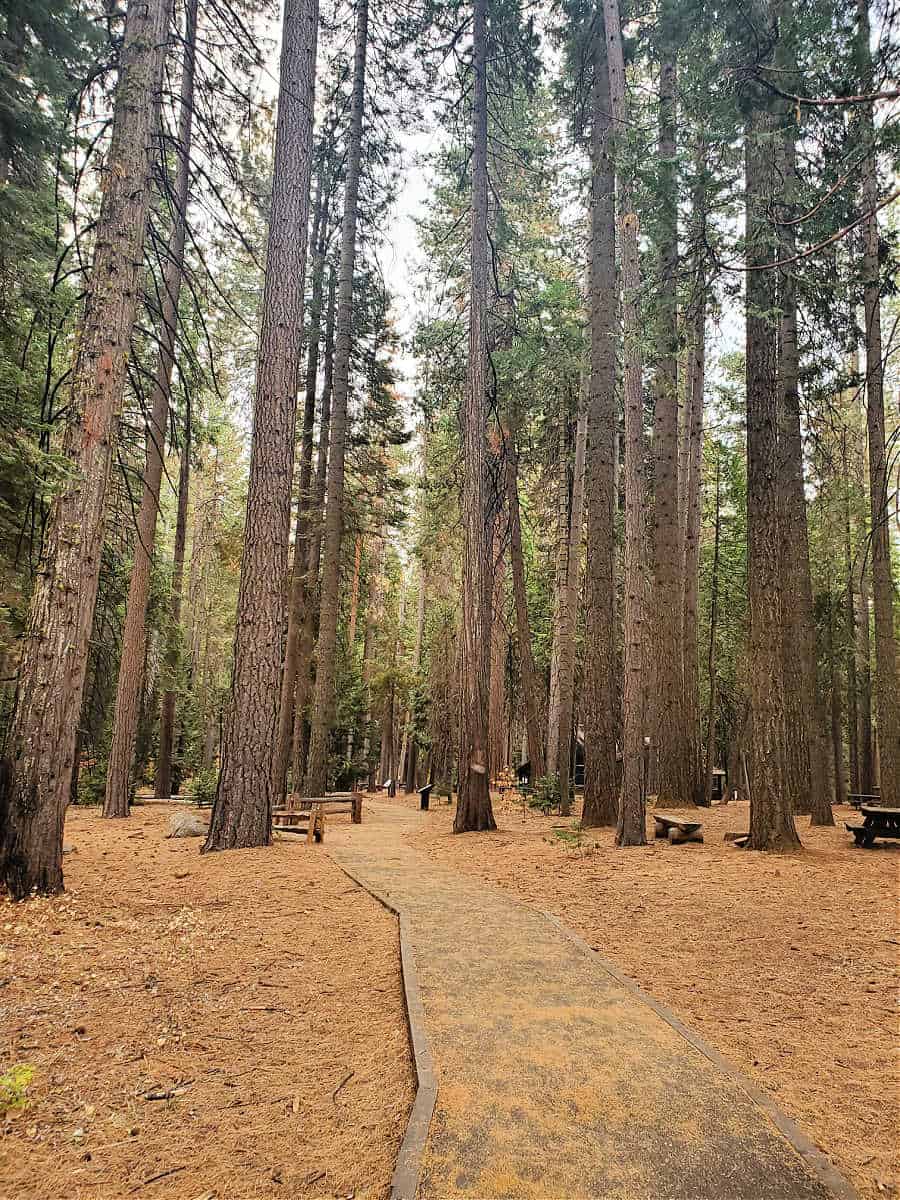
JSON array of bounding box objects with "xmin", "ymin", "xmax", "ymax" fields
[
  {"xmin": 187, "ymin": 767, "xmax": 219, "ymax": 808},
  {"xmin": 0, "ymin": 1063, "xmax": 35, "ymax": 1112},
  {"xmin": 529, "ymin": 773, "xmax": 560, "ymax": 813}
]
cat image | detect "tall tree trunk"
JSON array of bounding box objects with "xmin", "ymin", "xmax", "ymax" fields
[
  {"xmin": 454, "ymin": 0, "xmax": 495, "ymax": 832},
  {"xmin": 155, "ymin": 404, "xmax": 191, "ymax": 798},
  {"xmin": 857, "ymin": 0, "xmax": 899, "ymax": 804},
  {"xmin": 347, "ymin": 533, "xmax": 362, "ymax": 653},
  {"xmin": 104, "ymin": 0, "xmax": 199, "ymax": 818},
  {"xmin": 546, "ymin": 402, "xmax": 570, "ymax": 776},
  {"xmin": 505, "ymin": 435, "xmax": 546, "ymax": 778},
  {"xmin": 682, "ymin": 136, "xmax": 706, "ymax": 806},
  {"xmin": 204, "ymin": 0, "xmax": 318, "ymax": 850},
  {"xmin": 744, "ymin": 85, "xmax": 800, "ymax": 851},
  {"xmin": 404, "ymin": 563, "xmax": 427, "ymax": 791},
  {"xmin": 557, "ymin": 399, "xmax": 586, "ymax": 816},
  {"xmin": 775, "ymin": 60, "xmax": 833, "ymax": 825},
  {"xmin": 0, "ymin": 0, "xmax": 168, "ymax": 899},
  {"xmin": 291, "ymin": 267, "xmax": 336, "ymax": 790},
  {"xmin": 857, "ymin": 556, "xmax": 875, "ymax": 794},
  {"xmin": 273, "ymin": 177, "xmax": 329, "ymax": 800},
  {"xmin": 828, "ymin": 595, "xmax": 848, "ymax": 806},
  {"xmin": 602, "ymin": 0, "xmax": 647, "ymax": 847},
  {"xmin": 582, "ymin": 29, "xmax": 618, "ymax": 828},
  {"xmin": 703, "ymin": 455, "xmax": 722, "ymax": 806},
  {"xmin": 650, "ymin": 7, "xmax": 690, "ymax": 807},
  {"xmin": 304, "ymin": 0, "xmax": 367, "ymax": 796},
  {"xmin": 488, "ymin": 517, "xmax": 508, "ymax": 777},
  {"xmin": 843, "ymin": 440, "xmax": 860, "ymax": 794}
]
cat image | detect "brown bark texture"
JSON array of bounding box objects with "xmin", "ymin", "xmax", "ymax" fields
[
  {"xmin": 0, "ymin": 0, "xmax": 168, "ymax": 899},
  {"xmin": 104, "ymin": 0, "xmax": 199, "ymax": 818},
  {"xmin": 204, "ymin": 0, "xmax": 319, "ymax": 851}
]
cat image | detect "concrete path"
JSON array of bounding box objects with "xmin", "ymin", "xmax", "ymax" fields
[{"xmin": 329, "ymin": 803, "xmax": 853, "ymax": 1200}]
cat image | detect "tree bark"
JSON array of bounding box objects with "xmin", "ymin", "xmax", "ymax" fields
[
  {"xmin": 505, "ymin": 434, "xmax": 546, "ymax": 778},
  {"xmin": 843, "ymin": 437, "xmax": 860, "ymax": 794},
  {"xmin": 775, "ymin": 62, "xmax": 833, "ymax": 825},
  {"xmin": 703, "ymin": 455, "xmax": 722, "ymax": 806},
  {"xmin": 104, "ymin": 0, "xmax": 198, "ymax": 818},
  {"xmin": 0, "ymin": 0, "xmax": 168, "ymax": 899},
  {"xmin": 857, "ymin": 0, "xmax": 899, "ymax": 804},
  {"xmin": 204, "ymin": 0, "xmax": 319, "ymax": 850},
  {"xmin": 546, "ymin": 402, "xmax": 570, "ymax": 777},
  {"xmin": 304, "ymin": 0, "xmax": 367, "ymax": 797},
  {"xmin": 601, "ymin": 0, "xmax": 647, "ymax": 847},
  {"xmin": 557, "ymin": 398, "xmax": 586, "ymax": 816},
  {"xmin": 650, "ymin": 6, "xmax": 690, "ymax": 807},
  {"xmin": 828, "ymin": 595, "xmax": 848, "ymax": 805},
  {"xmin": 273, "ymin": 175, "xmax": 329, "ymax": 801},
  {"xmin": 744, "ymin": 89, "xmax": 801, "ymax": 851},
  {"xmin": 453, "ymin": 0, "xmax": 495, "ymax": 832},
  {"xmin": 857, "ymin": 555, "xmax": 875, "ymax": 794},
  {"xmin": 582, "ymin": 29, "xmax": 618, "ymax": 828},
  {"xmin": 155, "ymin": 402, "xmax": 191, "ymax": 799}
]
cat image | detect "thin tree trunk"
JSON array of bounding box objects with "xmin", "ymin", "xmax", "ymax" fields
[
  {"xmin": 703, "ymin": 455, "xmax": 721, "ymax": 806},
  {"xmin": 155, "ymin": 404, "xmax": 191, "ymax": 799},
  {"xmin": 828, "ymin": 595, "xmax": 848, "ymax": 806},
  {"xmin": 0, "ymin": 0, "xmax": 168, "ymax": 899},
  {"xmin": 489, "ymin": 516, "xmax": 509, "ymax": 777},
  {"xmin": 505, "ymin": 435, "xmax": 546, "ymax": 778},
  {"xmin": 204, "ymin": 0, "xmax": 319, "ymax": 850},
  {"xmin": 602, "ymin": 0, "xmax": 647, "ymax": 847},
  {"xmin": 857, "ymin": 556, "xmax": 875, "ymax": 794},
  {"xmin": 104, "ymin": 0, "xmax": 198, "ymax": 818},
  {"xmin": 546, "ymin": 402, "xmax": 570, "ymax": 776},
  {"xmin": 404, "ymin": 565, "xmax": 427, "ymax": 791},
  {"xmin": 843, "ymin": 439, "xmax": 860, "ymax": 794},
  {"xmin": 273, "ymin": 176, "xmax": 328, "ymax": 800},
  {"xmin": 582, "ymin": 29, "xmax": 618, "ymax": 828},
  {"xmin": 857, "ymin": 0, "xmax": 899, "ymax": 804},
  {"xmin": 454, "ymin": 0, "xmax": 495, "ymax": 832},
  {"xmin": 682, "ymin": 135, "xmax": 706, "ymax": 807},
  {"xmin": 650, "ymin": 4, "xmax": 689, "ymax": 807},
  {"xmin": 304, "ymin": 0, "xmax": 368, "ymax": 797},
  {"xmin": 775, "ymin": 59, "xmax": 833, "ymax": 825},
  {"xmin": 744, "ymin": 84, "xmax": 801, "ymax": 851},
  {"xmin": 557, "ymin": 398, "xmax": 586, "ymax": 816}
]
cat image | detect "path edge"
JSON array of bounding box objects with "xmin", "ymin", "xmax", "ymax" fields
[
  {"xmin": 333, "ymin": 857, "xmax": 436, "ymax": 1200},
  {"xmin": 542, "ymin": 910, "xmax": 859, "ymax": 1200}
]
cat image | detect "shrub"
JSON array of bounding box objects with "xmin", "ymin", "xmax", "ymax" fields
[
  {"xmin": 0, "ymin": 1064, "xmax": 34, "ymax": 1112},
  {"xmin": 529, "ymin": 773, "xmax": 560, "ymax": 814},
  {"xmin": 187, "ymin": 767, "xmax": 218, "ymax": 807}
]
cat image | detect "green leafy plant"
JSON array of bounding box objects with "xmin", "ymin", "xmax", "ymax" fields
[
  {"xmin": 187, "ymin": 767, "xmax": 219, "ymax": 807},
  {"xmin": 0, "ymin": 1064, "xmax": 34, "ymax": 1112},
  {"xmin": 528, "ymin": 773, "xmax": 560, "ymax": 814}
]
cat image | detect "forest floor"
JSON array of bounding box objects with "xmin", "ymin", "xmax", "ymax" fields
[
  {"xmin": 375, "ymin": 789, "xmax": 898, "ymax": 1200},
  {"xmin": 0, "ymin": 803, "xmax": 413, "ymax": 1200}
]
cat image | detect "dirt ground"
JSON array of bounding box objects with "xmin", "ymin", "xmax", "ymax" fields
[
  {"xmin": 379, "ymin": 788, "xmax": 898, "ymax": 1200},
  {"xmin": 0, "ymin": 803, "xmax": 414, "ymax": 1200}
]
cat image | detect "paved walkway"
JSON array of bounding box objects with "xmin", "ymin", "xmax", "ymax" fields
[{"xmin": 329, "ymin": 803, "xmax": 853, "ymax": 1200}]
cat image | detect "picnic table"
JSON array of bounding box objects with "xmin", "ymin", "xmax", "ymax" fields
[
  {"xmin": 846, "ymin": 804, "xmax": 900, "ymax": 848},
  {"xmin": 653, "ymin": 813, "xmax": 704, "ymax": 844},
  {"xmin": 848, "ymin": 792, "xmax": 880, "ymax": 810}
]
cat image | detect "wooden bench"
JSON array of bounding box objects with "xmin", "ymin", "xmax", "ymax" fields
[
  {"xmin": 846, "ymin": 804, "xmax": 900, "ymax": 848},
  {"xmin": 654, "ymin": 813, "xmax": 704, "ymax": 844},
  {"xmin": 286, "ymin": 792, "xmax": 362, "ymax": 824},
  {"xmin": 272, "ymin": 802, "xmax": 325, "ymax": 843}
]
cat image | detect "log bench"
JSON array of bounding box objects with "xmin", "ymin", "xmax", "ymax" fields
[
  {"xmin": 286, "ymin": 792, "xmax": 362, "ymax": 824},
  {"xmin": 272, "ymin": 802, "xmax": 325, "ymax": 844},
  {"xmin": 654, "ymin": 813, "xmax": 704, "ymax": 844}
]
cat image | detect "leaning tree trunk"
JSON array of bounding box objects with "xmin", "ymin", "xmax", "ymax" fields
[
  {"xmin": 775, "ymin": 76, "xmax": 833, "ymax": 825},
  {"xmin": 744, "ymin": 85, "xmax": 800, "ymax": 851},
  {"xmin": 857, "ymin": 0, "xmax": 899, "ymax": 804},
  {"xmin": 0, "ymin": 0, "xmax": 168, "ymax": 899},
  {"xmin": 602, "ymin": 0, "xmax": 647, "ymax": 847},
  {"xmin": 104, "ymin": 0, "xmax": 199, "ymax": 818},
  {"xmin": 303, "ymin": 0, "xmax": 367, "ymax": 797},
  {"xmin": 505, "ymin": 432, "xmax": 546, "ymax": 779},
  {"xmin": 204, "ymin": 0, "xmax": 319, "ymax": 851},
  {"xmin": 454, "ymin": 0, "xmax": 495, "ymax": 833},
  {"xmin": 649, "ymin": 5, "xmax": 690, "ymax": 808},
  {"xmin": 154, "ymin": 402, "xmax": 190, "ymax": 800},
  {"xmin": 582, "ymin": 31, "xmax": 618, "ymax": 828}
]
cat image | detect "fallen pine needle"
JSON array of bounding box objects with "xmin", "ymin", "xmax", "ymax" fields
[
  {"xmin": 332, "ymin": 1070, "xmax": 354, "ymax": 1103},
  {"xmin": 129, "ymin": 1165, "xmax": 186, "ymax": 1192}
]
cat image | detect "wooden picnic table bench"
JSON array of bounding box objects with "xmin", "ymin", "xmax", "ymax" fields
[
  {"xmin": 653, "ymin": 813, "xmax": 704, "ymax": 844},
  {"xmin": 272, "ymin": 801, "xmax": 325, "ymax": 844},
  {"xmin": 846, "ymin": 804, "xmax": 900, "ymax": 848}
]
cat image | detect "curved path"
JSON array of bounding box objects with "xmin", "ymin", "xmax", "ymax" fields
[{"xmin": 329, "ymin": 803, "xmax": 855, "ymax": 1200}]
